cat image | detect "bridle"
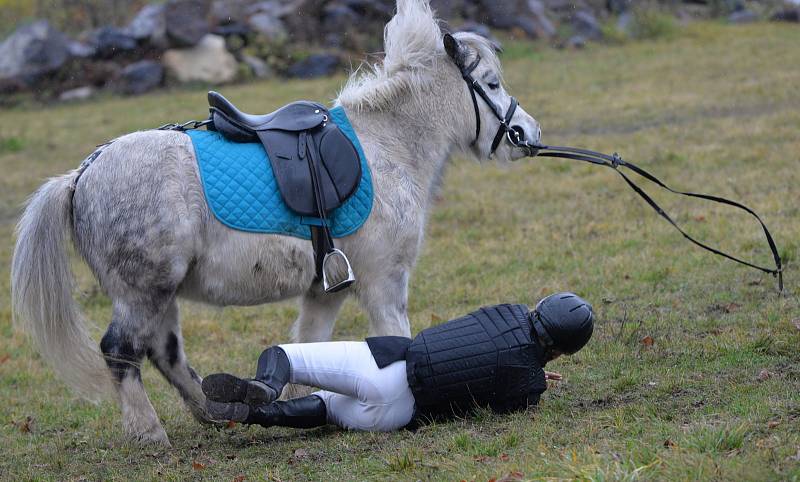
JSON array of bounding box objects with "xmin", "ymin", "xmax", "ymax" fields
[
  {"xmin": 457, "ymin": 54, "xmax": 537, "ymax": 157},
  {"xmin": 452, "ymin": 49, "xmax": 784, "ymax": 292}
]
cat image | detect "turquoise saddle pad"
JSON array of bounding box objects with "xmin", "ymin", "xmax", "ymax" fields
[{"xmin": 187, "ymin": 106, "xmax": 373, "ymax": 239}]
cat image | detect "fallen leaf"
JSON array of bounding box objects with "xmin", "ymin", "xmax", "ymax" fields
[
  {"xmin": 497, "ymin": 472, "xmax": 525, "ymax": 482},
  {"xmin": 664, "ymin": 439, "xmax": 677, "ymax": 448},
  {"xmin": 473, "ymin": 455, "xmax": 490, "ymax": 463},
  {"xmin": 641, "ymin": 336, "xmax": 655, "ymax": 346},
  {"xmin": 757, "ymin": 369, "xmax": 774, "ymax": 381},
  {"xmin": 226, "ymin": 420, "xmax": 237, "ymax": 429},
  {"xmin": 431, "ymin": 313, "xmax": 443, "ymax": 323},
  {"xmin": 768, "ymin": 420, "xmax": 780, "ymax": 429},
  {"xmin": 0, "ymin": 354, "xmax": 10, "ymax": 364},
  {"xmin": 232, "ymin": 475, "xmax": 246, "ymax": 482},
  {"xmin": 724, "ymin": 303, "xmax": 741, "ymax": 313},
  {"xmin": 192, "ymin": 461, "xmax": 206, "ymax": 471},
  {"xmin": 499, "ymin": 453, "xmax": 510, "ymax": 461},
  {"xmin": 792, "ymin": 319, "xmax": 800, "ymax": 331},
  {"xmin": 225, "ymin": 454, "xmax": 237, "ymax": 460},
  {"xmin": 693, "ymin": 215, "xmax": 706, "ymax": 222},
  {"xmin": 15, "ymin": 416, "xmax": 33, "ymax": 433}
]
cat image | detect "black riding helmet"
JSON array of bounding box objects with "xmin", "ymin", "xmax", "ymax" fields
[{"xmin": 530, "ymin": 292, "xmax": 594, "ymax": 357}]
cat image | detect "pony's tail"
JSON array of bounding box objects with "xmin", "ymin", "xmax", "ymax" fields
[{"xmin": 11, "ymin": 172, "xmax": 113, "ymax": 402}]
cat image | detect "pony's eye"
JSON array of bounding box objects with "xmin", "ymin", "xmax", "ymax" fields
[{"xmin": 488, "ymin": 81, "xmax": 500, "ymax": 90}]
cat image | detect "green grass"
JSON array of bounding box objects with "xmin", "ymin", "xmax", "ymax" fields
[{"xmin": 1, "ymin": 22, "xmax": 799, "ymax": 480}]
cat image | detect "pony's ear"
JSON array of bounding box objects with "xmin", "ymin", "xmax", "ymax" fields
[{"xmin": 443, "ymin": 33, "xmax": 463, "ymax": 65}]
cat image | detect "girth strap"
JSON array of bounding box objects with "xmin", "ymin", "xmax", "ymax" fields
[{"xmin": 534, "ymin": 145, "xmax": 784, "ymax": 292}]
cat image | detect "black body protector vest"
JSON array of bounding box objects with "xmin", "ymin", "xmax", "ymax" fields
[{"xmin": 404, "ymin": 304, "xmax": 547, "ymax": 418}]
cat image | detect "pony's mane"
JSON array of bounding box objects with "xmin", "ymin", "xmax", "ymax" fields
[{"xmin": 337, "ymin": 0, "xmax": 503, "ymax": 112}]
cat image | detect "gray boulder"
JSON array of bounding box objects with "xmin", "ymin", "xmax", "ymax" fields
[
  {"xmin": 163, "ymin": 34, "xmax": 238, "ymax": 83},
  {"xmin": 728, "ymin": 9, "xmax": 759, "ymax": 23},
  {"xmin": 572, "ymin": 10, "xmax": 603, "ymax": 40},
  {"xmin": 88, "ymin": 26, "xmax": 138, "ymax": 59},
  {"xmin": 125, "ymin": 4, "xmax": 168, "ymax": 47},
  {"xmin": 165, "ymin": 0, "xmax": 211, "ymax": 48},
  {"xmin": 0, "ymin": 20, "xmax": 70, "ymax": 86},
  {"xmin": 241, "ymin": 54, "xmax": 273, "ymax": 78},
  {"xmin": 248, "ymin": 12, "xmax": 288, "ymax": 42},
  {"xmin": 287, "ymin": 53, "xmax": 340, "ymax": 79},
  {"xmin": 59, "ymin": 86, "xmax": 95, "ymax": 102},
  {"xmin": 117, "ymin": 60, "xmax": 164, "ymax": 95}
]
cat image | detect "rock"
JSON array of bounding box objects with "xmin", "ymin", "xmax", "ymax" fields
[
  {"xmin": 321, "ymin": 4, "xmax": 360, "ymax": 47},
  {"xmin": 525, "ymin": 0, "xmax": 557, "ymax": 39},
  {"xmin": 248, "ymin": 12, "xmax": 288, "ymax": 42},
  {"xmin": 729, "ymin": 9, "xmax": 759, "ymax": 23},
  {"xmin": 771, "ymin": 7, "xmax": 800, "ymax": 22},
  {"xmin": 572, "ymin": 10, "xmax": 603, "ymax": 40},
  {"xmin": 457, "ymin": 21, "xmax": 501, "ymax": 47},
  {"xmin": 59, "ymin": 86, "xmax": 95, "ymax": 102},
  {"xmin": 163, "ymin": 34, "xmax": 237, "ymax": 84},
  {"xmin": 117, "ymin": 60, "xmax": 164, "ymax": 95},
  {"xmin": 566, "ymin": 35, "xmax": 587, "ymax": 49},
  {"xmin": 607, "ymin": 0, "xmax": 632, "ymax": 14},
  {"xmin": 241, "ymin": 54, "xmax": 273, "ymax": 78},
  {"xmin": 211, "ymin": 0, "xmax": 255, "ymax": 25},
  {"xmin": 430, "ymin": 0, "xmax": 467, "ymax": 18},
  {"xmin": 67, "ymin": 40, "xmax": 96, "ymax": 58},
  {"xmin": 165, "ymin": 0, "xmax": 211, "ymax": 48},
  {"xmin": 287, "ymin": 53, "xmax": 340, "ymax": 79},
  {"xmin": 125, "ymin": 4, "xmax": 167, "ymax": 47},
  {"xmin": 88, "ymin": 26, "xmax": 138, "ymax": 59},
  {"xmin": 0, "ymin": 20, "xmax": 70, "ymax": 85}
]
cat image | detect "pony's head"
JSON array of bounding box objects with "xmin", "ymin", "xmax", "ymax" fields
[{"xmin": 338, "ymin": 0, "xmax": 541, "ymax": 162}]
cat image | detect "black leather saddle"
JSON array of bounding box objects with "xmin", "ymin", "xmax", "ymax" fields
[{"xmin": 207, "ymin": 91, "xmax": 362, "ymax": 292}]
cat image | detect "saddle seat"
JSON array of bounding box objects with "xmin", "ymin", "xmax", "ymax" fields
[
  {"xmin": 205, "ymin": 91, "xmax": 363, "ymax": 293},
  {"xmin": 208, "ymin": 91, "xmax": 329, "ymax": 141}
]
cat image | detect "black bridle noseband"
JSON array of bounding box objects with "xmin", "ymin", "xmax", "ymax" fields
[{"xmin": 454, "ymin": 51, "xmax": 784, "ymax": 292}]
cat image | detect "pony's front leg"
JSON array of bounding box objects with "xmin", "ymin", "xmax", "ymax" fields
[{"xmin": 356, "ymin": 268, "xmax": 412, "ymax": 338}]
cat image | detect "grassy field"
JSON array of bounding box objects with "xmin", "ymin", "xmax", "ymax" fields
[{"xmin": 1, "ymin": 22, "xmax": 799, "ymax": 481}]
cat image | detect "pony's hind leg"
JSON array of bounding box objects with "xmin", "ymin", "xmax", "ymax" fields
[
  {"xmin": 147, "ymin": 301, "xmax": 210, "ymax": 423},
  {"xmin": 101, "ymin": 302, "xmax": 170, "ymax": 446}
]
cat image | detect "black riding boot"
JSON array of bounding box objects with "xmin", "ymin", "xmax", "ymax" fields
[
  {"xmin": 246, "ymin": 395, "xmax": 328, "ymax": 429},
  {"xmin": 202, "ymin": 346, "xmax": 290, "ymax": 406}
]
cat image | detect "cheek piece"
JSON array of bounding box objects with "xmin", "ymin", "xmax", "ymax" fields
[{"xmin": 458, "ymin": 55, "xmax": 535, "ymax": 158}]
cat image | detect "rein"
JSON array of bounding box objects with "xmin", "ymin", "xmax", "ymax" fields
[{"xmin": 455, "ymin": 53, "xmax": 784, "ymax": 293}]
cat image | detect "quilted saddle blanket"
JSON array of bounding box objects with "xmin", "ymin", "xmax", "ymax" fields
[{"xmin": 186, "ymin": 106, "xmax": 373, "ymax": 239}]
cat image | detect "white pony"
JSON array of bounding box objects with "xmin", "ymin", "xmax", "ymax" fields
[{"xmin": 11, "ymin": 0, "xmax": 541, "ymax": 445}]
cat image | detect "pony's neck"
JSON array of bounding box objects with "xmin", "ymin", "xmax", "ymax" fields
[{"xmin": 341, "ymin": 66, "xmax": 472, "ymax": 207}]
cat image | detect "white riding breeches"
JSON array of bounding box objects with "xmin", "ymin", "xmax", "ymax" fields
[{"xmin": 278, "ymin": 341, "xmax": 415, "ymax": 432}]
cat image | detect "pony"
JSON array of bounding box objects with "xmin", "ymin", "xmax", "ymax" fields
[{"xmin": 11, "ymin": 0, "xmax": 541, "ymax": 446}]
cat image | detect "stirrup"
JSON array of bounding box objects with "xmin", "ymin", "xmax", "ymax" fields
[{"xmin": 322, "ymin": 248, "xmax": 356, "ymax": 293}]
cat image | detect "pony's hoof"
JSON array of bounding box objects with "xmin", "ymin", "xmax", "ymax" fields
[{"xmin": 130, "ymin": 426, "xmax": 171, "ymax": 447}]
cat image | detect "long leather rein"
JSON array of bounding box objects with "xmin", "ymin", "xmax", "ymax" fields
[{"xmin": 457, "ymin": 54, "xmax": 784, "ymax": 292}]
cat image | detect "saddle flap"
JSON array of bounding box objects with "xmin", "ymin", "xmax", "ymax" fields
[{"xmin": 258, "ymin": 124, "xmax": 361, "ymax": 217}]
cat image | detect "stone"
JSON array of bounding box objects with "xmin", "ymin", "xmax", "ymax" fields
[
  {"xmin": 117, "ymin": 60, "xmax": 164, "ymax": 95},
  {"xmin": 125, "ymin": 4, "xmax": 167, "ymax": 47},
  {"xmin": 248, "ymin": 12, "xmax": 288, "ymax": 42},
  {"xmin": 608, "ymin": 0, "xmax": 632, "ymax": 14},
  {"xmin": 728, "ymin": 9, "xmax": 759, "ymax": 23},
  {"xmin": 287, "ymin": 53, "xmax": 340, "ymax": 79},
  {"xmin": 67, "ymin": 40, "xmax": 96, "ymax": 58},
  {"xmin": 241, "ymin": 54, "xmax": 273, "ymax": 78},
  {"xmin": 0, "ymin": 20, "xmax": 70, "ymax": 85},
  {"xmin": 165, "ymin": 0, "xmax": 211, "ymax": 48},
  {"xmin": 429, "ymin": 0, "xmax": 467, "ymax": 19},
  {"xmin": 566, "ymin": 35, "xmax": 587, "ymax": 49},
  {"xmin": 211, "ymin": 0, "xmax": 255, "ymax": 25},
  {"xmin": 88, "ymin": 26, "xmax": 138, "ymax": 59},
  {"xmin": 457, "ymin": 21, "xmax": 501, "ymax": 47},
  {"xmin": 771, "ymin": 7, "xmax": 800, "ymax": 22},
  {"xmin": 571, "ymin": 10, "xmax": 603, "ymax": 40},
  {"xmin": 59, "ymin": 86, "xmax": 95, "ymax": 102},
  {"xmin": 525, "ymin": 0, "xmax": 557, "ymax": 38},
  {"xmin": 163, "ymin": 34, "xmax": 237, "ymax": 84}
]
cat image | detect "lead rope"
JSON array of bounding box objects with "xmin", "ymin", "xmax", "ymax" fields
[{"xmin": 531, "ymin": 145, "xmax": 784, "ymax": 293}]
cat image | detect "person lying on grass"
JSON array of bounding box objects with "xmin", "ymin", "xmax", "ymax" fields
[{"xmin": 203, "ymin": 292, "xmax": 594, "ymax": 432}]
